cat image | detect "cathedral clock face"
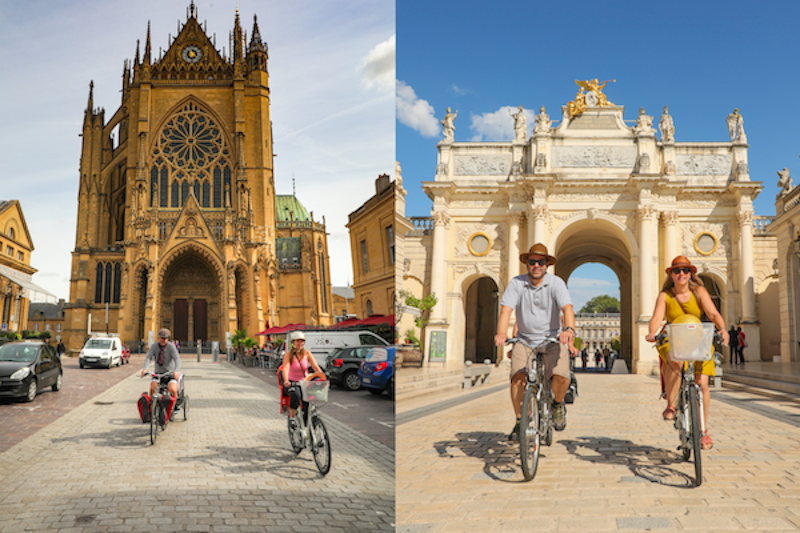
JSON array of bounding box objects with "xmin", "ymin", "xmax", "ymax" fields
[{"xmin": 182, "ymin": 45, "xmax": 202, "ymax": 63}]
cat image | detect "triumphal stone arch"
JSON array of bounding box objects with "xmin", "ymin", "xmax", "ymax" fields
[{"xmin": 419, "ymin": 82, "xmax": 767, "ymax": 375}]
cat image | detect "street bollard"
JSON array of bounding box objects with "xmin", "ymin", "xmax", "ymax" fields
[{"xmin": 197, "ymin": 340, "xmax": 201, "ymax": 362}]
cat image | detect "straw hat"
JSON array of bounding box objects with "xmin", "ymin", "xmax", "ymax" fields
[{"xmin": 519, "ymin": 243, "xmax": 556, "ymax": 265}]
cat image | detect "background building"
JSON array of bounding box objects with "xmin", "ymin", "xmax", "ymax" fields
[
  {"xmin": 27, "ymin": 300, "xmax": 66, "ymax": 341},
  {"xmin": 575, "ymin": 312, "xmax": 620, "ymax": 352},
  {"xmin": 332, "ymin": 286, "xmax": 356, "ymax": 322},
  {"xmin": 0, "ymin": 200, "xmax": 56, "ymax": 336},
  {"xmin": 347, "ymin": 174, "xmax": 395, "ymax": 318},
  {"xmin": 63, "ymin": 6, "xmax": 331, "ymax": 349}
]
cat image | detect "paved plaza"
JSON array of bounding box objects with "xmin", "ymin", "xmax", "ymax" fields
[
  {"xmin": 397, "ymin": 372, "xmax": 800, "ymax": 532},
  {"xmin": 0, "ymin": 360, "xmax": 394, "ymax": 533}
]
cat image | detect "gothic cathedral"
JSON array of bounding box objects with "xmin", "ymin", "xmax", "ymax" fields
[{"xmin": 63, "ymin": 4, "xmax": 333, "ymax": 350}]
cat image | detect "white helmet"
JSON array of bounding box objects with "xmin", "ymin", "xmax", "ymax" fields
[{"xmin": 290, "ymin": 331, "xmax": 305, "ymax": 341}]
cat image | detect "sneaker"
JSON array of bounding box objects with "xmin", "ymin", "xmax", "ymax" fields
[
  {"xmin": 508, "ymin": 418, "xmax": 521, "ymax": 442},
  {"xmin": 289, "ymin": 417, "xmax": 298, "ymax": 431},
  {"xmin": 552, "ymin": 402, "xmax": 567, "ymax": 431}
]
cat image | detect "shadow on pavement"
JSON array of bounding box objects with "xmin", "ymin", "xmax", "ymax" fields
[
  {"xmin": 51, "ymin": 418, "xmax": 155, "ymax": 448},
  {"xmin": 178, "ymin": 444, "xmax": 327, "ymax": 480},
  {"xmin": 433, "ymin": 431, "xmax": 531, "ymax": 483},
  {"xmin": 560, "ymin": 436, "xmax": 696, "ymax": 488}
]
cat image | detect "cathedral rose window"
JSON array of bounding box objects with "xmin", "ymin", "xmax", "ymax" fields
[{"xmin": 150, "ymin": 102, "xmax": 231, "ymax": 209}]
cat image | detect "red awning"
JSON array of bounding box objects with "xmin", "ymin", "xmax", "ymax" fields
[
  {"xmin": 328, "ymin": 315, "xmax": 395, "ymax": 329},
  {"xmin": 256, "ymin": 323, "xmax": 309, "ymax": 336}
]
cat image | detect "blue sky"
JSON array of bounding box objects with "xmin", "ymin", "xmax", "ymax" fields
[
  {"xmin": 396, "ymin": 0, "xmax": 800, "ymax": 310},
  {"xmin": 0, "ymin": 0, "xmax": 394, "ymax": 299}
]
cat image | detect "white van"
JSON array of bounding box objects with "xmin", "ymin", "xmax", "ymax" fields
[
  {"xmin": 79, "ymin": 334, "xmax": 124, "ymax": 369},
  {"xmin": 282, "ymin": 330, "xmax": 389, "ymax": 370}
]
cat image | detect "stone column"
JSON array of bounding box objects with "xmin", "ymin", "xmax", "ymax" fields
[
  {"xmin": 637, "ymin": 206, "xmax": 658, "ymax": 319},
  {"xmin": 429, "ymin": 210, "xmax": 450, "ymax": 322},
  {"xmin": 737, "ymin": 211, "xmax": 756, "ymax": 321},
  {"xmin": 662, "ymin": 211, "xmax": 679, "ymax": 270},
  {"xmin": 507, "ymin": 212, "xmax": 524, "ymax": 282},
  {"xmin": 531, "ymin": 205, "xmax": 549, "ymax": 246}
]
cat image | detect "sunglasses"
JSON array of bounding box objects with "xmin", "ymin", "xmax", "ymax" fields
[
  {"xmin": 527, "ymin": 258, "xmax": 548, "ymax": 266},
  {"xmin": 671, "ymin": 267, "xmax": 693, "ymax": 274}
]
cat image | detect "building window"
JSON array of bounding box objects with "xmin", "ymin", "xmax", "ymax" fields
[
  {"xmin": 7, "ymin": 228, "xmax": 14, "ymax": 240},
  {"xmin": 361, "ymin": 240, "xmax": 368, "ymax": 274},
  {"xmin": 366, "ymin": 299, "xmax": 373, "ymax": 316},
  {"xmin": 6, "ymin": 246, "xmax": 12, "ymax": 256},
  {"xmin": 16, "ymin": 251, "xmax": 23, "ymax": 262},
  {"xmin": 56, "ymin": 324, "xmax": 61, "ymax": 333},
  {"xmin": 95, "ymin": 263, "xmax": 104, "ymax": 303},
  {"xmin": 33, "ymin": 323, "xmax": 39, "ymax": 332},
  {"xmin": 386, "ymin": 225, "xmax": 394, "ymax": 265},
  {"xmin": 45, "ymin": 323, "xmax": 50, "ymax": 331}
]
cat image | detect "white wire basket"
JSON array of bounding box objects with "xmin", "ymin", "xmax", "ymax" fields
[
  {"xmin": 666, "ymin": 323, "xmax": 715, "ymax": 362},
  {"xmin": 299, "ymin": 380, "xmax": 330, "ymax": 406}
]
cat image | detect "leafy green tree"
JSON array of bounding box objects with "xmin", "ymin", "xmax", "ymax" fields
[
  {"xmin": 610, "ymin": 337, "xmax": 621, "ymax": 353},
  {"xmin": 580, "ymin": 294, "xmax": 620, "ymax": 314},
  {"xmin": 399, "ymin": 290, "xmax": 438, "ymax": 351}
]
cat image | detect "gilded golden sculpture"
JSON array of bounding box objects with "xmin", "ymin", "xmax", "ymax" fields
[{"xmin": 567, "ymin": 78, "xmax": 616, "ymax": 118}]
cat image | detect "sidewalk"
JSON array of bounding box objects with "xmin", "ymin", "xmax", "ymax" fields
[
  {"xmin": 397, "ymin": 371, "xmax": 800, "ymax": 532},
  {"xmin": 0, "ymin": 360, "xmax": 394, "ymax": 533}
]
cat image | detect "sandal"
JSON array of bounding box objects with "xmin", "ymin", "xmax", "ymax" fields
[
  {"xmin": 662, "ymin": 406, "xmax": 676, "ymax": 420},
  {"xmin": 701, "ymin": 432, "xmax": 713, "ymax": 450}
]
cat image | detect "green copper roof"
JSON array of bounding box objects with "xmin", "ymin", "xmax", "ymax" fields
[{"xmin": 276, "ymin": 195, "xmax": 311, "ymax": 222}]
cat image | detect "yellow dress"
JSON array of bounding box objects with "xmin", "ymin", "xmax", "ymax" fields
[{"xmin": 657, "ymin": 291, "xmax": 715, "ymax": 376}]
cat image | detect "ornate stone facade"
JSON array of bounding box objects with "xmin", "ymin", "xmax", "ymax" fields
[
  {"xmin": 63, "ymin": 6, "xmax": 332, "ymax": 350},
  {"xmin": 409, "ymin": 98, "xmax": 774, "ymax": 374}
]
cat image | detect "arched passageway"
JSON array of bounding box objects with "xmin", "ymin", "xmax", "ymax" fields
[
  {"xmin": 160, "ymin": 252, "xmax": 221, "ymax": 345},
  {"xmin": 464, "ymin": 277, "xmax": 499, "ymax": 364}
]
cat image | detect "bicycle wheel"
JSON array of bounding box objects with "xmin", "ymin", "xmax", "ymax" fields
[
  {"xmin": 150, "ymin": 399, "xmax": 158, "ymax": 445},
  {"xmin": 287, "ymin": 416, "xmax": 303, "ymax": 454},
  {"xmin": 519, "ymin": 386, "xmax": 540, "ymax": 481},
  {"xmin": 689, "ymin": 385, "xmax": 703, "ymax": 486},
  {"xmin": 183, "ymin": 394, "xmax": 188, "ymax": 421},
  {"xmin": 311, "ymin": 415, "xmax": 331, "ymax": 476},
  {"xmin": 542, "ymin": 387, "xmax": 553, "ymax": 447}
]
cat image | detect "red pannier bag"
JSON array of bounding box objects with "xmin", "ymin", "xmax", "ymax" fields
[
  {"xmin": 138, "ymin": 393, "xmax": 151, "ymax": 423},
  {"xmin": 277, "ymin": 366, "xmax": 290, "ymax": 415}
]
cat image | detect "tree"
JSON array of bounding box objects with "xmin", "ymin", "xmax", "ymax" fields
[
  {"xmin": 580, "ymin": 294, "xmax": 620, "ymax": 314},
  {"xmin": 398, "ymin": 290, "xmax": 437, "ymax": 350}
]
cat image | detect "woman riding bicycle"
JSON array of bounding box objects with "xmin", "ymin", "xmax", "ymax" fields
[
  {"xmin": 645, "ymin": 256, "xmax": 729, "ymax": 450},
  {"xmin": 281, "ymin": 331, "xmax": 326, "ymax": 422}
]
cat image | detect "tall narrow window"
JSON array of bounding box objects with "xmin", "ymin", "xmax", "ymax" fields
[
  {"xmin": 95, "ymin": 263, "xmax": 104, "ymax": 303},
  {"xmin": 193, "ymin": 180, "xmax": 201, "ymax": 202},
  {"xmin": 181, "ymin": 181, "xmax": 190, "ymax": 205},
  {"xmin": 113, "ymin": 263, "xmax": 121, "ymax": 303},
  {"xmin": 171, "ymin": 181, "xmax": 179, "ymax": 208},
  {"xmin": 150, "ymin": 167, "xmax": 158, "ymax": 206},
  {"xmin": 104, "ymin": 263, "xmax": 113, "ymax": 303},
  {"xmin": 361, "ymin": 240, "xmax": 369, "ymax": 274},
  {"xmin": 160, "ymin": 167, "xmax": 169, "ymax": 207},
  {"xmin": 213, "ymin": 167, "xmax": 222, "ymax": 207},
  {"xmin": 386, "ymin": 225, "xmax": 394, "ymax": 265},
  {"xmin": 202, "ymin": 181, "xmax": 210, "ymax": 207},
  {"xmin": 223, "ymin": 167, "xmax": 232, "ymax": 207}
]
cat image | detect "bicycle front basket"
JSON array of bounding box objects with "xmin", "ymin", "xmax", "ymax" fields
[
  {"xmin": 666, "ymin": 323, "xmax": 715, "ymax": 362},
  {"xmin": 299, "ymin": 380, "xmax": 330, "ymax": 406}
]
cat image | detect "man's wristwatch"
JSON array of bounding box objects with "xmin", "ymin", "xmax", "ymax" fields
[{"xmin": 563, "ymin": 326, "xmax": 574, "ymax": 333}]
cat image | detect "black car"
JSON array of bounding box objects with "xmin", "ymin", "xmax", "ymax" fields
[
  {"xmin": 0, "ymin": 341, "xmax": 63, "ymax": 402},
  {"xmin": 325, "ymin": 345, "xmax": 381, "ymax": 391}
]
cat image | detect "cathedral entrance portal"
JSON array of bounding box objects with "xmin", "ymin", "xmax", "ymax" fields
[
  {"xmin": 161, "ymin": 252, "xmax": 220, "ymax": 346},
  {"xmin": 464, "ymin": 277, "xmax": 499, "ymax": 364}
]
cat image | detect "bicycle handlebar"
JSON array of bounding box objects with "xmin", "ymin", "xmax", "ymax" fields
[{"xmin": 505, "ymin": 337, "xmax": 560, "ymax": 350}]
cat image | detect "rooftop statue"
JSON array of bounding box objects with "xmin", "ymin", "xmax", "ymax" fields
[
  {"xmin": 778, "ymin": 168, "xmax": 793, "ymax": 197},
  {"xmin": 509, "ymin": 105, "xmax": 527, "ymax": 142},
  {"xmin": 659, "ymin": 105, "xmax": 675, "ymax": 143},
  {"xmin": 441, "ymin": 107, "xmax": 458, "ymax": 142},
  {"xmin": 726, "ymin": 108, "xmax": 747, "ymax": 143},
  {"xmin": 567, "ymin": 78, "xmax": 615, "ymax": 118}
]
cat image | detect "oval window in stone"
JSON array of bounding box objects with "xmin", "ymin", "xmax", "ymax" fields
[
  {"xmin": 694, "ymin": 232, "xmax": 718, "ymax": 256},
  {"xmin": 468, "ymin": 232, "xmax": 491, "ymax": 256}
]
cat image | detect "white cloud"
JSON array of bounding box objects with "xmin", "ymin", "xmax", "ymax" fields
[
  {"xmin": 360, "ymin": 34, "xmax": 394, "ymax": 93},
  {"xmin": 396, "ymin": 80, "xmax": 439, "ymax": 138},
  {"xmin": 566, "ymin": 277, "xmax": 619, "ymax": 313},
  {"xmin": 469, "ymin": 106, "xmax": 535, "ymax": 142},
  {"xmin": 451, "ymin": 84, "xmax": 468, "ymax": 96}
]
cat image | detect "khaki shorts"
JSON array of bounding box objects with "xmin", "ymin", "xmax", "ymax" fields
[{"xmin": 510, "ymin": 342, "xmax": 570, "ymax": 381}]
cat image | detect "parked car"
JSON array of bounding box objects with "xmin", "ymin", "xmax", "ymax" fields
[
  {"xmin": 121, "ymin": 344, "xmax": 131, "ymax": 364},
  {"xmin": 79, "ymin": 334, "xmax": 124, "ymax": 368},
  {"xmin": 358, "ymin": 346, "xmax": 394, "ymax": 399},
  {"xmin": 326, "ymin": 345, "xmax": 383, "ymax": 391},
  {"xmin": 0, "ymin": 340, "xmax": 63, "ymax": 402}
]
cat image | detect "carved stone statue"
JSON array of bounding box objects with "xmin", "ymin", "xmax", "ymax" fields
[
  {"xmin": 509, "ymin": 105, "xmax": 527, "ymax": 141},
  {"xmin": 441, "ymin": 107, "xmax": 458, "ymax": 142},
  {"xmin": 632, "ymin": 107, "xmax": 654, "ymax": 136},
  {"xmin": 659, "ymin": 106, "xmax": 675, "ymax": 143},
  {"xmin": 778, "ymin": 168, "xmax": 793, "ymax": 196},
  {"xmin": 395, "ymin": 161, "xmax": 403, "ymax": 189},
  {"xmin": 726, "ymin": 108, "xmax": 747, "ymax": 143},
  {"xmin": 568, "ymin": 78, "xmax": 615, "ymax": 117},
  {"xmin": 534, "ymin": 106, "xmax": 552, "ymax": 134}
]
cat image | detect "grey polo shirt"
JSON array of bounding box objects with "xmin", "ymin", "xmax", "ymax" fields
[
  {"xmin": 500, "ymin": 272, "xmax": 572, "ymax": 346},
  {"xmin": 143, "ymin": 341, "xmax": 182, "ymax": 374}
]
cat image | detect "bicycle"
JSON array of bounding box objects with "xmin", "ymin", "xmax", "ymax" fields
[
  {"xmin": 506, "ymin": 336, "xmax": 559, "ymax": 482},
  {"xmin": 656, "ymin": 322, "xmax": 717, "ymax": 486},
  {"xmin": 145, "ymin": 372, "xmax": 187, "ymax": 445},
  {"xmin": 285, "ymin": 380, "xmax": 331, "ymax": 475}
]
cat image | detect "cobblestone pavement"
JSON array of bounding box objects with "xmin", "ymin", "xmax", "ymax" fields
[
  {"xmin": 397, "ymin": 373, "xmax": 800, "ymax": 532},
  {"xmin": 0, "ymin": 360, "xmax": 394, "ymax": 532},
  {"xmin": 0, "ymin": 354, "xmax": 145, "ymax": 453}
]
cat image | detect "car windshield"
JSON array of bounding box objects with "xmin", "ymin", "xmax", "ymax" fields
[
  {"xmin": 365, "ymin": 347, "xmax": 388, "ymax": 363},
  {"xmin": 328, "ymin": 348, "xmax": 343, "ymax": 358},
  {"xmin": 85, "ymin": 339, "xmax": 112, "ymax": 349},
  {"xmin": 0, "ymin": 344, "xmax": 38, "ymax": 363}
]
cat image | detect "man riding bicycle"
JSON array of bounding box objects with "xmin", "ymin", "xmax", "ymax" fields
[
  {"xmin": 141, "ymin": 328, "xmax": 182, "ymax": 424},
  {"xmin": 494, "ymin": 243, "xmax": 576, "ymax": 441}
]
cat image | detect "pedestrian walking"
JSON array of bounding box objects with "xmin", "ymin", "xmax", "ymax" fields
[
  {"xmin": 736, "ymin": 327, "xmax": 746, "ymax": 365},
  {"xmin": 56, "ymin": 340, "xmax": 66, "ymax": 358},
  {"xmin": 728, "ymin": 326, "xmax": 738, "ymax": 364}
]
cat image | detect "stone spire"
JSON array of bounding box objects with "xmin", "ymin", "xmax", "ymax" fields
[
  {"xmin": 247, "ymin": 14, "xmax": 268, "ymax": 72},
  {"xmin": 144, "ymin": 21, "xmax": 152, "ymax": 66},
  {"xmin": 233, "ymin": 8, "xmax": 244, "ymax": 74}
]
